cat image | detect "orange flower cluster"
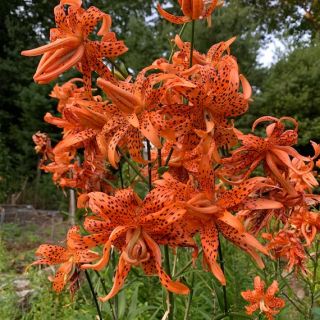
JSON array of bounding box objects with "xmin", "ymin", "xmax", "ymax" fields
[
  {"xmin": 24, "ymin": 0, "xmax": 319, "ymax": 310},
  {"xmin": 241, "ymin": 276, "xmax": 285, "ymax": 320}
]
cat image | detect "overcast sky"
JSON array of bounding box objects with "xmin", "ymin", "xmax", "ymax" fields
[{"xmin": 257, "ymin": 37, "xmax": 286, "ymax": 67}]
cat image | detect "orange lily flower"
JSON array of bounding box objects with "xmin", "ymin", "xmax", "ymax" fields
[
  {"xmin": 154, "ymin": 173, "xmax": 270, "ymax": 285},
  {"xmin": 45, "ymin": 98, "xmax": 110, "ymax": 154},
  {"xmin": 157, "ymin": 0, "xmax": 220, "ymax": 25},
  {"xmin": 78, "ymin": 188, "xmax": 194, "ymax": 301},
  {"xmin": 30, "ymin": 226, "xmax": 99, "ymax": 293},
  {"xmin": 241, "ymin": 276, "xmax": 285, "ymax": 320},
  {"xmin": 219, "ymin": 117, "xmax": 316, "ymax": 194},
  {"xmin": 153, "ymin": 39, "xmax": 251, "ymax": 150},
  {"xmin": 289, "ymin": 208, "xmax": 320, "ymax": 246},
  {"xmin": 96, "ymin": 72, "xmax": 163, "ymax": 166},
  {"xmin": 289, "ymin": 157, "xmax": 319, "ymax": 192},
  {"xmin": 50, "ymin": 78, "xmax": 87, "ymax": 112},
  {"xmin": 58, "ymin": 156, "xmax": 115, "ymax": 193},
  {"xmin": 95, "ymin": 70, "xmax": 194, "ymax": 167},
  {"xmin": 170, "ymin": 35, "xmax": 236, "ymax": 68},
  {"xmin": 263, "ymin": 230, "xmax": 307, "ymax": 274},
  {"xmin": 32, "ymin": 132, "xmax": 54, "ymax": 165},
  {"xmin": 21, "ymin": 0, "xmax": 127, "ymax": 93}
]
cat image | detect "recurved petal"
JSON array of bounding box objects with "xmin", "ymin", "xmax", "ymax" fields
[
  {"xmin": 245, "ymin": 302, "xmax": 259, "ymax": 315},
  {"xmin": 200, "ymin": 221, "xmax": 226, "ymax": 285},
  {"xmin": 267, "ymin": 296, "xmax": 285, "ymax": 309},
  {"xmin": 81, "ymin": 226, "xmax": 129, "ymax": 271},
  {"xmin": 241, "ymin": 289, "xmax": 258, "ymax": 303},
  {"xmin": 53, "ymin": 128, "xmax": 98, "ymax": 154},
  {"xmin": 265, "ymin": 280, "xmax": 279, "ymax": 298},
  {"xmin": 157, "ymin": 4, "xmax": 191, "ymax": 24},
  {"xmin": 157, "ymin": 264, "xmax": 190, "ymax": 294},
  {"xmin": 52, "ymin": 261, "xmax": 73, "ymax": 292},
  {"xmin": 99, "ymin": 254, "xmax": 131, "ymax": 301},
  {"xmin": 21, "ymin": 37, "xmax": 80, "ymax": 57},
  {"xmin": 35, "ymin": 244, "xmax": 68, "ymax": 264}
]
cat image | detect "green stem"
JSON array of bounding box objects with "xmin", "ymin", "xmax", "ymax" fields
[
  {"xmin": 119, "ymin": 160, "xmax": 124, "ymax": 189},
  {"xmin": 174, "ymin": 248, "xmax": 203, "ymax": 279},
  {"xmin": 218, "ymin": 241, "xmax": 229, "ymax": 315},
  {"xmin": 282, "ymin": 291, "xmax": 305, "ymax": 315},
  {"xmin": 309, "ymin": 240, "xmax": 319, "ymax": 319},
  {"xmin": 189, "ymin": 20, "xmax": 195, "ymax": 68},
  {"xmin": 184, "ymin": 272, "xmax": 195, "ymax": 320},
  {"xmin": 146, "ymin": 140, "xmax": 153, "ymax": 190},
  {"xmin": 164, "ymin": 246, "xmax": 174, "ymax": 319},
  {"xmin": 157, "ymin": 148, "xmax": 162, "ymax": 168},
  {"xmin": 165, "ymin": 21, "xmax": 196, "ymax": 167},
  {"xmin": 111, "ymin": 249, "xmax": 119, "ymax": 319},
  {"xmin": 116, "ymin": 147, "xmax": 150, "ymax": 186},
  {"xmin": 94, "ymin": 271, "xmax": 117, "ymax": 320},
  {"xmin": 84, "ymin": 270, "xmax": 103, "ymax": 320},
  {"xmin": 164, "ymin": 147, "xmax": 174, "ymax": 167},
  {"xmin": 168, "ymin": 23, "xmax": 188, "ymax": 63}
]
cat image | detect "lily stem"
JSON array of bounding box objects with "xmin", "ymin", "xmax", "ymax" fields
[
  {"xmin": 184, "ymin": 271, "xmax": 195, "ymax": 320},
  {"xmin": 282, "ymin": 292, "xmax": 305, "ymax": 316},
  {"xmin": 84, "ymin": 270, "xmax": 103, "ymax": 320},
  {"xmin": 189, "ymin": 20, "xmax": 195, "ymax": 68},
  {"xmin": 146, "ymin": 140, "xmax": 153, "ymax": 190},
  {"xmin": 164, "ymin": 147, "xmax": 174, "ymax": 167},
  {"xmin": 164, "ymin": 245, "xmax": 175, "ymax": 319},
  {"xmin": 168, "ymin": 23, "xmax": 187, "ymax": 63},
  {"xmin": 309, "ymin": 240, "xmax": 319, "ymax": 319},
  {"xmin": 174, "ymin": 248, "xmax": 203, "ymax": 279},
  {"xmin": 165, "ymin": 20, "xmax": 196, "ymax": 167},
  {"xmin": 111, "ymin": 249, "xmax": 119, "ymax": 319},
  {"xmin": 117, "ymin": 146, "xmax": 150, "ymax": 186},
  {"xmin": 218, "ymin": 240, "xmax": 229, "ymax": 316},
  {"xmin": 119, "ymin": 160, "xmax": 124, "ymax": 189},
  {"xmin": 94, "ymin": 270, "xmax": 117, "ymax": 320},
  {"xmin": 157, "ymin": 148, "xmax": 162, "ymax": 167}
]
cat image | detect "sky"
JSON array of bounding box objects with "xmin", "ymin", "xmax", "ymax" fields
[{"xmin": 257, "ymin": 37, "xmax": 286, "ymax": 67}]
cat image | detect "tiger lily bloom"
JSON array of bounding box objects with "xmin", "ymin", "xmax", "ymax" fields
[
  {"xmin": 219, "ymin": 117, "xmax": 316, "ymax": 195},
  {"xmin": 78, "ymin": 188, "xmax": 195, "ymax": 301},
  {"xmin": 96, "ymin": 71, "xmax": 196, "ymax": 167},
  {"xmin": 32, "ymin": 132, "xmax": 54, "ymax": 164},
  {"xmin": 154, "ymin": 173, "xmax": 270, "ymax": 285},
  {"xmin": 29, "ymin": 226, "xmax": 99, "ymax": 293},
  {"xmin": 44, "ymin": 98, "xmax": 111, "ymax": 157},
  {"xmin": 241, "ymin": 276, "xmax": 285, "ymax": 320},
  {"xmin": 289, "ymin": 208, "xmax": 320, "ymax": 246},
  {"xmin": 21, "ymin": 0, "xmax": 127, "ymax": 93},
  {"xmin": 152, "ymin": 37, "xmax": 251, "ymax": 150},
  {"xmin": 157, "ymin": 65, "xmax": 251, "ymax": 149},
  {"xmin": 263, "ymin": 230, "xmax": 307, "ymax": 274},
  {"xmin": 289, "ymin": 157, "xmax": 319, "ymax": 192},
  {"xmin": 50, "ymin": 78, "xmax": 87, "ymax": 112},
  {"xmin": 157, "ymin": 0, "xmax": 220, "ymax": 25},
  {"xmin": 171, "ymin": 35, "xmax": 236, "ymax": 68}
]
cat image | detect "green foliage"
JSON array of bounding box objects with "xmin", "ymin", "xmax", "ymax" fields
[
  {"xmin": 249, "ymin": 41, "xmax": 320, "ymax": 145},
  {"xmin": 238, "ymin": 0, "xmax": 320, "ymax": 39},
  {"xmin": 1, "ymin": 221, "xmax": 319, "ymax": 319}
]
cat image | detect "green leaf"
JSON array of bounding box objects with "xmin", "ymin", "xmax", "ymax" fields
[
  {"xmin": 157, "ymin": 166, "xmax": 169, "ymax": 175},
  {"xmin": 133, "ymin": 181, "xmax": 149, "ymax": 199},
  {"xmin": 312, "ymin": 307, "xmax": 320, "ymax": 316},
  {"xmin": 211, "ymin": 280, "xmax": 225, "ymax": 313},
  {"xmin": 117, "ymin": 290, "xmax": 126, "ymax": 319}
]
